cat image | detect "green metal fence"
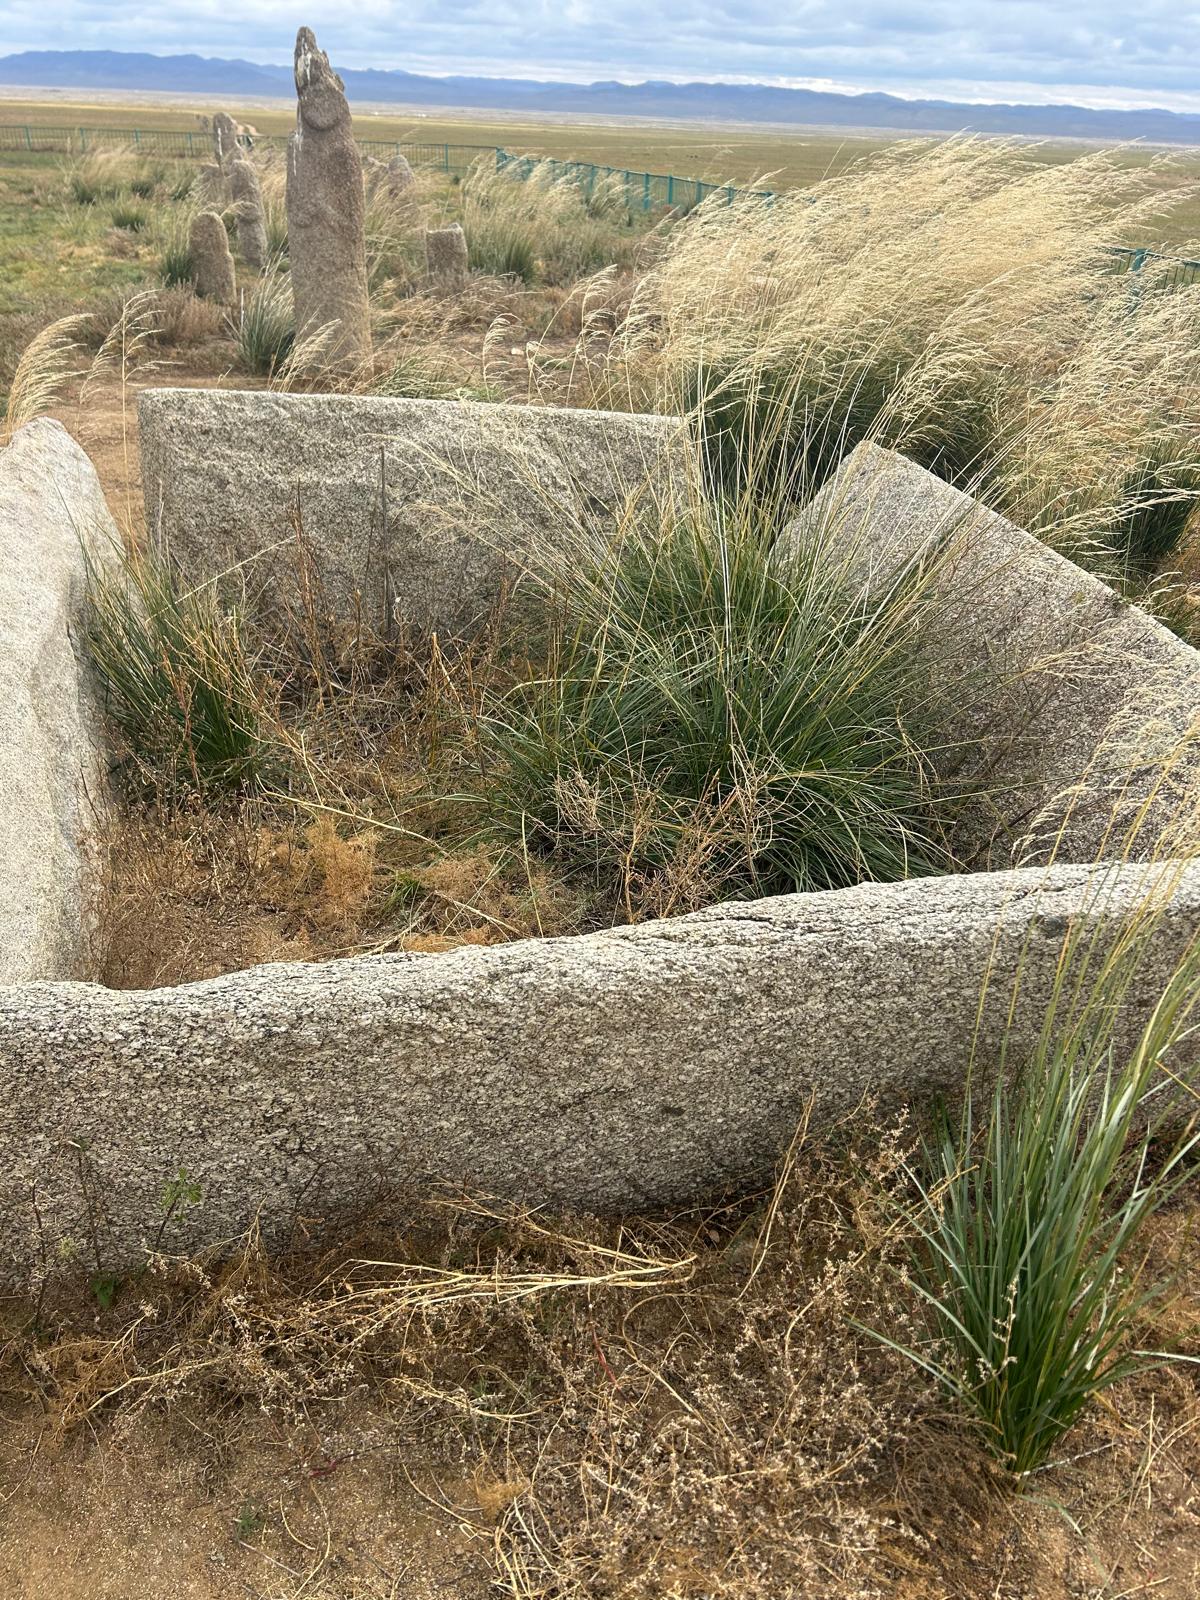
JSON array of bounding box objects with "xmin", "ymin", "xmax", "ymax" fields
[
  {"xmin": 3, "ymin": 122, "xmax": 1200, "ymax": 261},
  {"xmin": 0, "ymin": 121, "xmax": 497, "ymax": 174},
  {"xmin": 1108, "ymin": 244, "xmax": 1200, "ymax": 289},
  {"xmin": 0, "ymin": 121, "xmax": 773, "ymax": 211},
  {"xmin": 494, "ymin": 147, "xmax": 774, "ymax": 213}
]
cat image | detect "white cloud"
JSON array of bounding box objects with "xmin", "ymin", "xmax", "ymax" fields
[{"xmin": 0, "ymin": 1, "xmax": 1197, "ymax": 110}]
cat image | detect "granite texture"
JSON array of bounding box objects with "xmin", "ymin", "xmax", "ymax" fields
[
  {"xmin": 425, "ymin": 222, "xmax": 468, "ymax": 292},
  {"xmin": 137, "ymin": 387, "xmax": 686, "ymax": 634},
  {"xmin": 1, "ymin": 859, "xmax": 1196, "ymax": 1271},
  {"xmin": 0, "ymin": 419, "xmax": 113, "ymax": 984},
  {"xmin": 189, "ymin": 210, "xmax": 236, "ymax": 304},
  {"xmin": 794, "ymin": 443, "xmax": 1200, "ymax": 865},
  {"xmin": 229, "ymin": 158, "xmax": 268, "ymax": 272}
]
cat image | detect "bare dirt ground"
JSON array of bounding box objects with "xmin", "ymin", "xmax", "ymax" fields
[{"xmin": 0, "ymin": 1405, "xmax": 490, "ymax": 1600}]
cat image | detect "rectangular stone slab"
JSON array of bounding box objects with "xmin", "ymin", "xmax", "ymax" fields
[
  {"xmin": 1, "ymin": 859, "xmax": 1197, "ymax": 1274},
  {"xmin": 0, "ymin": 419, "xmax": 114, "ymax": 983},
  {"xmin": 791, "ymin": 442, "xmax": 1200, "ymax": 866},
  {"xmin": 138, "ymin": 389, "xmax": 686, "ymax": 635}
]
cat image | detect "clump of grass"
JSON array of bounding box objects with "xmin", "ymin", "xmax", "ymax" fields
[
  {"xmin": 458, "ymin": 155, "xmax": 648, "ymax": 288},
  {"xmin": 110, "ymin": 202, "xmax": 146, "ymax": 233},
  {"xmin": 479, "ymin": 475, "xmax": 955, "ymax": 919},
  {"xmin": 370, "ymin": 346, "xmax": 472, "ymax": 399},
  {"xmin": 150, "ymin": 283, "xmax": 223, "ymax": 347},
  {"xmin": 231, "ymin": 258, "xmax": 294, "ymax": 376},
  {"xmin": 880, "ymin": 887, "xmax": 1200, "ymax": 1478},
  {"xmin": 63, "ymin": 144, "xmax": 140, "ymax": 206},
  {"xmin": 86, "ymin": 542, "xmax": 269, "ymax": 795},
  {"xmin": 464, "ymin": 214, "xmax": 536, "ymax": 282},
  {"xmin": 154, "ymin": 205, "xmax": 196, "ymax": 287}
]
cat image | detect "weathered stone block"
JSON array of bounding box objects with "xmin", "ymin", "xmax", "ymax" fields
[
  {"xmin": 188, "ymin": 210, "xmax": 236, "ymax": 303},
  {"xmin": 137, "ymin": 388, "xmax": 687, "ymax": 635},
  {"xmin": 0, "ymin": 419, "xmax": 113, "ymax": 983},
  {"xmin": 0, "ymin": 859, "xmax": 1196, "ymax": 1269},
  {"xmin": 425, "ymin": 223, "xmax": 469, "ymax": 292},
  {"xmin": 793, "ymin": 442, "xmax": 1200, "ymax": 865}
]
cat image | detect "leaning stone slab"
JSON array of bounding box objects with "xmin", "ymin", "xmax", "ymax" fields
[
  {"xmin": 0, "ymin": 419, "xmax": 113, "ymax": 984},
  {"xmin": 793, "ymin": 442, "xmax": 1200, "ymax": 866},
  {"xmin": 0, "ymin": 859, "xmax": 1196, "ymax": 1272},
  {"xmin": 138, "ymin": 388, "xmax": 686, "ymax": 635}
]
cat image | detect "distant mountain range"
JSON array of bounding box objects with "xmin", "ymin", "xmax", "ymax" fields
[{"xmin": 2, "ymin": 49, "xmax": 1200, "ymax": 145}]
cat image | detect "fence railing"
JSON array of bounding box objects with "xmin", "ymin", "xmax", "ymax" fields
[
  {"xmin": 0, "ymin": 122, "xmax": 497, "ymax": 174},
  {"xmin": 0, "ymin": 121, "xmax": 773, "ymax": 212},
  {"xmin": 3, "ymin": 122, "xmax": 1199, "ymax": 262},
  {"xmin": 1107, "ymin": 244, "xmax": 1200, "ymax": 290},
  {"xmin": 494, "ymin": 148, "xmax": 774, "ymax": 213}
]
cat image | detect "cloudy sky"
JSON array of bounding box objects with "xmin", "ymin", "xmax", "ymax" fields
[{"xmin": 2, "ymin": 2, "xmax": 1199, "ymax": 112}]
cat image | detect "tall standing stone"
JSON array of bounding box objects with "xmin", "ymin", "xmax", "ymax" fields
[
  {"xmin": 425, "ymin": 223, "xmax": 469, "ymax": 293},
  {"xmin": 230, "ymin": 157, "xmax": 269, "ymax": 271},
  {"xmin": 285, "ymin": 26, "xmax": 371, "ymax": 371},
  {"xmin": 386, "ymin": 153, "xmax": 416, "ymax": 197},
  {"xmin": 211, "ymin": 111, "xmax": 239, "ymax": 167},
  {"xmin": 189, "ymin": 210, "xmax": 236, "ymax": 304}
]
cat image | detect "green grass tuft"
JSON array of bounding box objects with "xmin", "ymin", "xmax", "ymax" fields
[
  {"xmin": 478, "ymin": 485, "xmax": 953, "ymax": 918},
  {"xmin": 86, "ymin": 542, "xmax": 269, "ymax": 795},
  {"xmin": 231, "ymin": 258, "xmax": 295, "ymax": 376},
  {"xmin": 877, "ymin": 910, "xmax": 1200, "ymax": 1477}
]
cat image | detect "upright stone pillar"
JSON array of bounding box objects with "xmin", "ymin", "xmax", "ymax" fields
[
  {"xmin": 285, "ymin": 26, "xmax": 372, "ymax": 371},
  {"xmin": 230, "ymin": 158, "xmax": 269, "ymax": 272}
]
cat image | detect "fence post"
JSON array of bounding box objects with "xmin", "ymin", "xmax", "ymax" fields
[
  {"xmin": 667, "ymin": 174, "xmax": 674, "ymax": 207},
  {"xmin": 24, "ymin": 125, "xmax": 31, "ymax": 150},
  {"xmin": 642, "ymin": 171, "xmax": 650, "ymax": 210},
  {"xmin": 443, "ymin": 142, "xmax": 449, "ymax": 170},
  {"xmin": 79, "ymin": 126, "xmax": 87, "ymax": 152}
]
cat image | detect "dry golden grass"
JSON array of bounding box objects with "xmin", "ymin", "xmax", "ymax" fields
[
  {"xmin": 607, "ymin": 137, "xmax": 1200, "ymax": 577},
  {"xmin": 5, "ymin": 1125, "xmax": 1200, "ymax": 1598}
]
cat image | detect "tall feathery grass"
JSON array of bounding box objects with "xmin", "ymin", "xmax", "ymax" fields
[
  {"xmin": 1, "ymin": 313, "xmax": 88, "ymax": 443},
  {"xmin": 622, "ymin": 138, "xmax": 1200, "ymax": 579}
]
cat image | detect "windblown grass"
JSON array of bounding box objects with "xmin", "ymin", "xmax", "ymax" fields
[
  {"xmin": 626, "ymin": 138, "xmax": 1200, "ymax": 580},
  {"xmin": 458, "ymin": 155, "xmax": 649, "ymax": 287},
  {"xmin": 0, "ymin": 310, "xmax": 87, "ymax": 441}
]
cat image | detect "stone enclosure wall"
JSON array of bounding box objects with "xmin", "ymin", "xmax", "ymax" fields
[
  {"xmin": 0, "ymin": 420, "xmax": 114, "ymax": 984},
  {"xmin": 138, "ymin": 388, "xmax": 686, "ymax": 635},
  {"xmin": 1, "ymin": 400, "xmax": 1199, "ymax": 1275}
]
